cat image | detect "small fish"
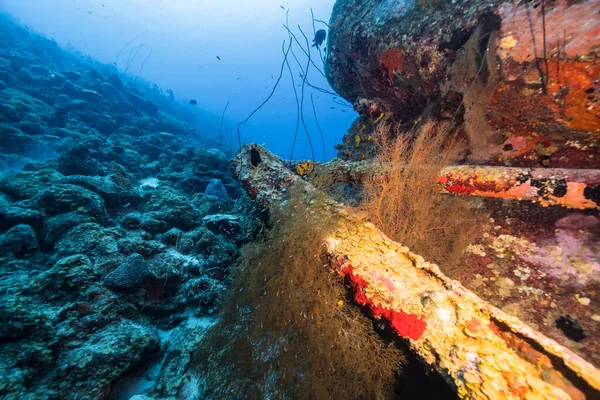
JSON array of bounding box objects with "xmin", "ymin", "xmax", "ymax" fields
[
  {"xmin": 216, "ymin": 56, "xmax": 221, "ymax": 60},
  {"xmin": 312, "ymin": 29, "xmax": 326, "ymax": 49},
  {"xmin": 189, "ymin": 99, "xmax": 197, "ymax": 105},
  {"xmin": 296, "ymin": 161, "xmax": 314, "ymax": 176}
]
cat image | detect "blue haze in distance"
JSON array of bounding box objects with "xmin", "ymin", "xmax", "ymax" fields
[{"xmin": 0, "ymin": 0, "xmax": 357, "ymax": 160}]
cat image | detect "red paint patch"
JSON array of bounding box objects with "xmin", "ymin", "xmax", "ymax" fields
[
  {"xmin": 444, "ymin": 182, "xmax": 476, "ymax": 194},
  {"xmin": 342, "ymin": 265, "xmax": 427, "ymax": 340},
  {"xmin": 387, "ymin": 309, "xmax": 427, "ymax": 340},
  {"xmin": 378, "ymin": 48, "xmax": 404, "ymax": 80},
  {"xmin": 440, "ymin": 173, "xmax": 520, "ymax": 195},
  {"xmin": 343, "ymin": 265, "xmax": 370, "ymax": 306}
]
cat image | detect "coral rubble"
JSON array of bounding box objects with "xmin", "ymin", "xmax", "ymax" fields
[{"xmin": 0, "ymin": 14, "xmax": 257, "ymax": 399}]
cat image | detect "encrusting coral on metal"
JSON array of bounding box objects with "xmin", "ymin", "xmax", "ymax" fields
[
  {"xmin": 325, "ymin": 0, "xmax": 600, "ymax": 168},
  {"xmin": 232, "ymin": 143, "xmax": 600, "ymax": 399},
  {"xmin": 437, "ymin": 165, "xmax": 600, "ymax": 210},
  {"xmin": 296, "ymin": 159, "xmax": 600, "ymax": 210}
]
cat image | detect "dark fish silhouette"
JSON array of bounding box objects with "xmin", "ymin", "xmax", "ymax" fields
[
  {"xmin": 312, "ymin": 29, "xmax": 326, "ymax": 49},
  {"xmin": 216, "ymin": 56, "xmax": 221, "ymax": 60},
  {"xmin": 189, "ymin": 99, "xmax": 197, "ymax": 105}
]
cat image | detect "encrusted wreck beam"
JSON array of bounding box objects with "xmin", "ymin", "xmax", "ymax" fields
[
  {"xmin": 437, "ymin": 165, "xmax": 600, "ymax": 210},
  {"xmin": 233, "ymin": 144, "xmax": 600, "ymax": 399},
  {"xmin": 302, "ymin": 160, "xmax": 600, "ymax": 210}
]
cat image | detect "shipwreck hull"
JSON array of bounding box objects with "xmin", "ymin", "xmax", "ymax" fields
[
  {"xmin": 325, "ymin": 0, "xmax": 600, "ymax": 167},
  {"xmin": 231, "ymin": 143, "xmax": 600, "ymax": 399}
]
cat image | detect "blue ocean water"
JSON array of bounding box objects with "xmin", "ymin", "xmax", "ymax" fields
[{"xmin": 1, "ymin": 0, "xmax": 356, "ymax": 161}]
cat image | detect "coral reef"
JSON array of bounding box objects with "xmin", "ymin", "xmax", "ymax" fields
[{"xmin": 0, "ymin": 14, "xmax": 258, "ymax": 399}]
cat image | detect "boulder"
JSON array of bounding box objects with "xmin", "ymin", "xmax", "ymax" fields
[
  {"xmin": 106, "ymin": 73, "xmax": 124, "ymax": 90},
  {"xmin": 0, "ymin": 205, "xmax": 45, "ymax": 231},
  {"xmin": 53, "ymin": 93, "xmax": 87, "ymax": 112},
  {"xmin": 0, "ymin": 168, "xmax": 63, "ymax": 200},
  {"xmin": 38, "ymin": 254, "xmax": 97, "ymax": 296},
  {"xmin": 40, "ymin": 212, "xmax": 95, "ymax": 246},
  {"xmin": 104, "ymin": 253, "xmax": 149, "ymax": 289},
  {"xmin": 0, "ymin": 293, "xmax": 53, "ymax": 341},
  {"xmin": 202, "ymin": 214, "xmax": 241, "ymax": 237},
  {"xmin": 117, "ymin": 230, "xmax": 166, "ymax": 256},
  {"xmin": 54, "ymin": 80, "xmax": 80, "ymax": 96},
  {"xmin": 1, "ymin": 224, "xmax": 38, "ymax": 254},
  {"xmin": 36, "ymin": 184, "xmax": 109, "ymax": 222},
  {"xmin": 147, "ymin": 322, "xmax": 214, "ymax": 398},
  {"xmin": 141, "ymin": 187, "xmax": 199, "ymax": 230},
  {"xmin": 60, "ymin": 70, "xmax": 81, "ymax": 81},
  {"xmin": 155, "ymin": 112, "xmax": 188, "ymax": 136},
  {"xmin": 0, "ymin": 124, "xmax": 45, "ymax": 154},
  {"xmin": 51, "ymin": 320, "xmax": 159, "ymax": 398},
  {"xmin": 88, "ymin": 68, "xmax": 104, "ymax": 80},
  {"xmin": 55, "ymin": 222, "xmax": 123, "ymax": 258},
  {"xmin": 176, "ymin": 226, "xmax": 216, "ymax": 254},
  {"xmin": 15, "ymin": 68, "xmax": 34, "ymax": 82},
  {"xmin": 204, "ymin": 178, "xmax": 229, "ymax": 202},
  {"xmin": 60, "ymin": 175, "xmax": 142, "ymax": 209},
  {"xmin": 148, "ymin": 248, "xmax": 206, "ymax": 280},
  {"xmin": 0, "ymin": 89, "xmax": 53, "ymax": 122},
  {"xmin": 18, "ymin": 120, "xmax": 45, "ymax": 135}
]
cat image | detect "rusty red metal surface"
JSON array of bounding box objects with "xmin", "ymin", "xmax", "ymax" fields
[{"xmin": 437, "ymin": 165, "xmax": 600, "ymax": 210}]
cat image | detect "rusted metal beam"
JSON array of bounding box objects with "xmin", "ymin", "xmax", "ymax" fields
[
  {"xmin": 297, "ymin": 160, "xmax": 600, "ymax": 210},
  {"xmin": 233, "ymin": 143, "xmax": 600, "ymax": 399},
  {"xmin": 437, "ymin": 165, "xmax": 600, "ymax": 210}
]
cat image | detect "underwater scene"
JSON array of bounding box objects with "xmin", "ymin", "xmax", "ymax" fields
[{"xmin": 0, "ymin": 0, "xmax": 599, "ymax": 399}]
